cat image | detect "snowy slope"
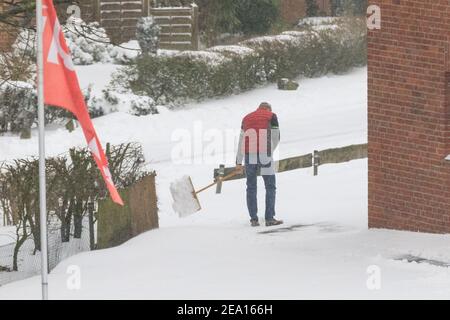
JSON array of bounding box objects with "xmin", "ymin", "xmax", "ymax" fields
[
  {"xmin": 0, "ymin": 66, "xmax": 367, "ymax": 226},
  {"xmin": 1, "ymin": 159, "xmax": 450, "ymax": 299},
  {"xmin": 1, "ymin": 67, "xmax": 450, "ymax": 299},
  {"xmin": 0, "ymin": 227, "xmax": 15, "ymax": 247},
  {"xmin": 0, "ymin": 66, "xmax": 367, "ymax": 162}
]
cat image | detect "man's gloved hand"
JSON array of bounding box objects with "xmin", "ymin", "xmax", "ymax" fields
[{"xmin": 235, "ymin": 164, "xmax": 244, "ymax": 174}]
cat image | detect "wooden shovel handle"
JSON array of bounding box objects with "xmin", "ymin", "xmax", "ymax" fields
[{"xmin": 195, "ymin": 170, "xmax": 241, "ymax": 194}]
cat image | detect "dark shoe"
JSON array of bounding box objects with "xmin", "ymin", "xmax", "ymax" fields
[
  {"xmin": 250, "ymin": 219, "xmax": 260, "ymax": 227},
  {"xmin": 265, "ymin": 219, "xmax": 283, "ymax": 227}
]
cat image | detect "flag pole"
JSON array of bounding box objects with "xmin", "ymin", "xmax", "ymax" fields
[{"xmin": 36, "ymin": 0, "xmax": 49, "ymax": 300}]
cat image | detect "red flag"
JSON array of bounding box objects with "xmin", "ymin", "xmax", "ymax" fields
[{"xmin": 42, "ymin": 0, "xmax": 123, "ymax": 205}]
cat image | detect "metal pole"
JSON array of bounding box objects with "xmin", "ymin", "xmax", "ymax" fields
[{"xmin": 36, "ymin": 0, "xmax": 49, "ymax": 300}]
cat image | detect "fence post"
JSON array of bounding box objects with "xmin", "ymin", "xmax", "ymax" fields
[
  {"xmin": 215, "ymin": 164, "xmax": 225, "ymax": 194},
  {"xmin": 93, "ymin": 0, "xmax": 101, "ymax": 23},
  {"xmin": 191, "ymin": 3, "xmax": 199, "ymax": 50},
  {"xmin": 313, "ymin": 150, "xmax": 319, "ymax": 176},
  {"xmin": 143, "ymin": 0, "xmax": 150, "ymax": 17}
]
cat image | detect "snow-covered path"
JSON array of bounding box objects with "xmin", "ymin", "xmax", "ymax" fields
[{"xmin": 1, "ymin": 67, "xmax": 450, "ymax": 299}]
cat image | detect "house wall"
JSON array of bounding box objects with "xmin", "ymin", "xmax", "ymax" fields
[
  {"xmin": 0, "ymin": 2, "xmax": 17, "ymax": 52},
  {"xmin": 368, "ymin": 0, "xmax": 450, "ymax": 233},
  {"xmin": 280, "ymin": 0, "xmax": 332, "ymax": 25}
]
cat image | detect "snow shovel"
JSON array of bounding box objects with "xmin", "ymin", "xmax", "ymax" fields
[{"xmin": 170, "ymin": 170, "xmax": 241, "ymax": 217}]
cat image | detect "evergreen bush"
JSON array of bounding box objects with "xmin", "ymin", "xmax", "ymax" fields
[
  {"xmin": 235, "ymin": 0, "xmax": 279, "ymax": 35},
  {"xmin": 136, "ymin": 17, "xmax": 161, "ymax": 55}
]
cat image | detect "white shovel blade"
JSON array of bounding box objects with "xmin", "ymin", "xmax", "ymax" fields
[{"xmin": 170, "ymin": 175, "xmax": 201, "ymax": 217}]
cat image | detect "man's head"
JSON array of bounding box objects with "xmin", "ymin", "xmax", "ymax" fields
[{"xmin": 259, "ymin": 102, "xmax": 272, "ymax": 111}]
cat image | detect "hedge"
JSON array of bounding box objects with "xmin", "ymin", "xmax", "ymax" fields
[{"xmin": 111, "ymin": 18, "xmax": 367, "ymax": 105}]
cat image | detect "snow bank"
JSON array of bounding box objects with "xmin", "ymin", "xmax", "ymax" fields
[
  {"xmin": 281, "ymin": 30, "xmax": 308, "ymax": 37},
  {"xmin": 109, "ymin": 40, "xmax": 141, "ymax": 64},
  {"xmin": 175, "ymin": 51, "xmax": 228, "ymax": 66},
  {"xmin": 0, "ymin": 227, "xmax": 15, "ymax": 247},
  {"xmin": 242, "ymin": 34, "xmax": 299, "ymax": 46},
  {"xmin": 297, "ymin": 16, "xmax": 340, "ymax": 32},
  {"xmin": 298, "ymin": 16, "xmax": 340, "ymax": 27},
  {"xmin": 208, "ymin": 45, "xmax": 255, "ymax": 56},
  {"xmin": 313, "ymin": 24, "xmax": 339, "ymax": 31}
]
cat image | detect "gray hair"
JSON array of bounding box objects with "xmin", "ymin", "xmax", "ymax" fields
[{"xmin": 259, "ymin": 102, "xmax": 272, "ymax": 110}]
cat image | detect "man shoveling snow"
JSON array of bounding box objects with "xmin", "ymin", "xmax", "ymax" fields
[{"xmin": 236, "ymin": 102, "xmax": 283, "ymax": 227}]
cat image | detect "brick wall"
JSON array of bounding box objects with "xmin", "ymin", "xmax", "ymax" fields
[
  {"xmin": 0, "ymin": 0, "xmax": 104, "ymax": 52},
  {"xmin": 0, "ymin": 31, "xmax": 14, "ymax": 52},
  {"xmin": 280, "ymin": 0, "xmax": 332, "ymax": 25},
  {"xmin": 0, "ymin": 2, "xmax": 17, "ymax": 52},
  {"xmin": 281, "ymin": 0, "xmax": 307, "ymax": 24},
  {"xmin": 368, "ymin": 0, "xmax": 450, "ymax": 233}
]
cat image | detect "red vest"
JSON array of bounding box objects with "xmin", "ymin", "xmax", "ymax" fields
[{"xmin": 242, "ymin": 108, "xmax": 274, "ymax": 153}]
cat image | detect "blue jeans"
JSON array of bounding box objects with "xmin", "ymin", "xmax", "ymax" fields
[{"xmin": 245, "ymin": 155, "xmax": 276, "ymax": 221}]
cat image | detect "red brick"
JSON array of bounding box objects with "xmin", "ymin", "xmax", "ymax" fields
[
  {"xmin": 368, "ymin": 0, "xmax": 450, "ymax": 234},
  {"xmin": 280, "ymin": 0, "xmax": 332, "ymax": 24}
]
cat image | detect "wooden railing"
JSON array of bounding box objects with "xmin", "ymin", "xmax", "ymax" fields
[{"xmin": 213, "ymin": 143, "xmax": 367, "ymax": 193}]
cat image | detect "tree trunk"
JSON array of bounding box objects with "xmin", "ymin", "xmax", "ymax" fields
[
  {"xmin": 73, "ymin": 200, "xmax": 83, "ymax": 239},
  {"xmin": 13, "ymin": 229, "xmax": 28, "ymax": 271},
  {"xmin": 88, "ymin": 202, "xmax": 95, "ymax": 250},
  {"xmin": 29, "ymin": 209, "xmax": 41, "ymax": 253},
  {"xmin": 13, "ymin": 241, "xmax": 21, "ymax": 271},
  {"xmin": 60, "ymin": 199, "xmax": 71, "ymax": 242}
]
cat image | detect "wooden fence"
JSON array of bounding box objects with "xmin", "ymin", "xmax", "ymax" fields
[
  {"xmin": 213, "ymin": 143, "xmax": 368, "ymax": 193},
  {"xmin": 149, "ymin": 4, "xmax": 199, "ymax": 51},
  {"xmin": 97, "ymin": 0, "xmax": 149, "ymax": 44},
  {"xmin": 97, "ymin": 173, "xmax": 158, "ymax": 249},
  {"xmin": 90, "ymin": 1, "xmax": 199, "ymax": 49}
]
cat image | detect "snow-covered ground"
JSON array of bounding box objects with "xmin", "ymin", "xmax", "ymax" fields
[
  {"xmin": 1, "ymin": 66, "xmax": 450, "ymax": 299},
  {"xmin": 0, "ymin": 227, "xmax": 15, "ymax": 247},
  {"xmin": 0, "ymin": 218, "xmax": 91, "ymax": 285}
]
